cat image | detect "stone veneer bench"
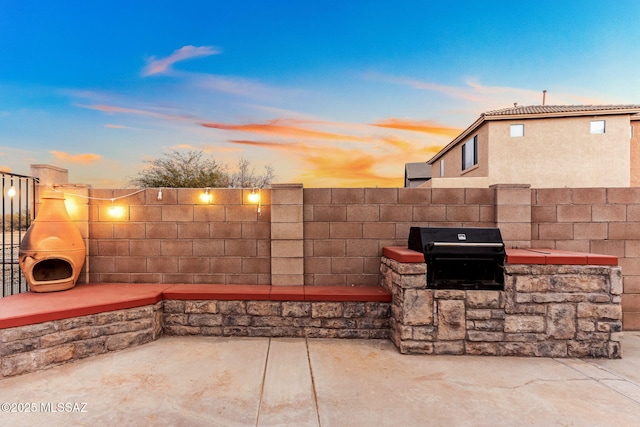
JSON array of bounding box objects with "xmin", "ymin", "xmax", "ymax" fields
[
  {"xmin": 381, "ymin": 247, "xmax": 622, "ymax": 359},
  {"xmin": 0, "ymin": 284, "xmax": 391, "ymax": 378}
]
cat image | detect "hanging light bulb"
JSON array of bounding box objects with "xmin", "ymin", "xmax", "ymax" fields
[
  {"xmin": 248, "ymin": 188, "xmax": 261, "ymax": 215},
  {"xmin": 108, "ymin": 199, "xmax": 125, "ymax": 218},
  {"xmin": 157, "ymin": 188, "xmax": 163, "ymax": 201},
  {"xmin": 200, "ymin": 187, "xmax": 213, "ymax": 204},
  {"xmin": 248, "ymin": 188, "xmax": 261, "ymax": 204},
  {"xmin": 7, "ymin": 186, "xmax": 16, "ymax": 198}
]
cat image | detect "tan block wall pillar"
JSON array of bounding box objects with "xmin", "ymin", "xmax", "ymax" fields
[
  {"xmin": 491, "ymin": 184, "xmax": 532, "ymax": 248},
  {"xmin": 30, "ymin": 164, "xmax": 69, "ymax": 190},
  {"xmin": 270, "ymin": 184, "xmax": 304, "ymax": 286},
  {"xmin": 55, "ymin": 185, "xmax": 90, "ymax": 284}
]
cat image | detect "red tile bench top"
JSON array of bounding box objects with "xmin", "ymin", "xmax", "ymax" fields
[
  {"xmin": 382, "ymin": 246, "xmax": 618, "ymax": 266},
  {"xmin": 0, "ymin": 284, "xmax": 391, "ymax": 329}
]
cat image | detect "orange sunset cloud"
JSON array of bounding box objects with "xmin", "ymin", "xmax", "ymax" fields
[
  {"xmin": 50, "ymin": 151, "xmax": 102, "ymax": 164},
  {"xmin": 199, "ymin": 116, "xmax": 451, "ymax": 187},
  {"xmin": 201, "ymin": 120, "xmax": 366, "ymax": 141},
  {"xmin": 301, "ymin": 147, "xmax": 402, "ymax": 187},
  {"xmin": 373, "ymin": 118, "xmax": 461, "ymax": 138},
  {"xmin": 229, "ymin": 137, "xmax": 442, "ymax": 187}
]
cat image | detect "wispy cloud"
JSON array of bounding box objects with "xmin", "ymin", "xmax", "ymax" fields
[
  {"xmin": 365, "ymin": 72, "xmax": 607, "ymax": 109},
  {"xmin": 77, "ymin": 104, "xmax": 192, "ymax": 122},
  {"xmin": 201, "ymin": 119, "xmax": 367, "ymax": 141},
  {"xmin": 192, "ymin": 74, "xmax": 283, "ymax": 98},
  {"xmin": 50, "ymin": 151, "xmax": 102, "ymax": 164},
  {"xmin": 373, "ymin": 118, "xmax": 461, "ymax": 137},
  {"xmin": 143, "ymin": 45, "xmax": 221, "ymax": 76}
]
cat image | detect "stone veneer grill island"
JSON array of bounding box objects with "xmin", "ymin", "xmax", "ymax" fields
[{"xmin": 381, "ymin": 246, "xmax": 622, "ymax": 358}]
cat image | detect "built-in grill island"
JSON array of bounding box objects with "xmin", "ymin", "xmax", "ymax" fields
[
  {"xmin": 380, "ymin": 227, "xmax": 623, "ymax": 358},
  {"xmin": 408, "ymin": 226, "xmax": 505, "ymax": 290}
]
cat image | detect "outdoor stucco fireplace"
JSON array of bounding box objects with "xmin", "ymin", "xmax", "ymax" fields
[{"xmin": 18, "ymin": 190, "xmax": 86, "ymax": 292}]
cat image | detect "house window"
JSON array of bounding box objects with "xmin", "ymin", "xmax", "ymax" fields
[
  {"xmin": 462, "ymin": 135, "xmax": 478, "ymax": 171},
  {"xmin": 590, "ymin": 120, "xmax": 606, "ymax": 134},
  {"xmin": 510, "ymin": 124, "xmax": 524, "ymax": 137},
  {"xmin": 440, "ymin": 159, "xmax": 445, "ymax": 177}
]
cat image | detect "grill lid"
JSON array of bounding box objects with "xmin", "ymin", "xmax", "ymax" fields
[
  {"xmin": 409, "ymin": 226, "xmax": 505, "ymax": 254},
  {"xmin": 408, "ymin": 226, "xmax": 506, "ymax": 290}
]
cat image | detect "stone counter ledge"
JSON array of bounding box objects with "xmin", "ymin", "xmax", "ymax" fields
[{"xmin": 382, "ymin": 246, "xmax": 619, "ymax": 266}]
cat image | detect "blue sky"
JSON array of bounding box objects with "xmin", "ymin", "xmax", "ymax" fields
[{"xmin": 1, "ymin": 0, "xmax": 639, "ymax": 187}]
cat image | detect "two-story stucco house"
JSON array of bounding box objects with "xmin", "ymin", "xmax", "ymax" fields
[{"xmin": 424, "ymin": 105, "xmax": 640, "ymax": 188}]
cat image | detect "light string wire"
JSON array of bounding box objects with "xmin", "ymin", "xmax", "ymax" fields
[{"xmin": 50, "ymin": 187, "xmax": 151, "ymax": 201}]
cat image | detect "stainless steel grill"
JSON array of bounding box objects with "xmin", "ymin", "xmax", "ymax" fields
[{"xmin": 408, "ymin": 226, "xmax": 506, "ymax": 290}]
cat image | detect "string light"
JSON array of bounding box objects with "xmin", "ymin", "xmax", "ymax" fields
[
  {"xmin": 248, "ymin": 188, "xmax": 261, "ymax": 215},
  {"xmin": 7, "ymin": 186, "xmax": 16, "ymax": 198},
  {"xmin": 157, "ymin": 188, "xmax": 163, "ymax": 201},
  {"xmin": 199, "ymin": 187, "xmax": 213, "ymax": 204},
  {"xmin": 108, "ymin": 198, "xmax": 125, "ymax": 218},
  {"xmin": 51, "ymin": 187, "xmax": 148, "ymax": 202},
  {"xmin": 248, "ymin": 189, "xmax": 261, "ymax": 204}
]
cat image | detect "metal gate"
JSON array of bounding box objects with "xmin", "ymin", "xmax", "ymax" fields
[{"xmin": 2, "ymin": 172, "xmax": 38, "ymax": 297}]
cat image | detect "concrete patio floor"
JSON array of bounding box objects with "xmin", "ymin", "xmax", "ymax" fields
[{"xmin": 1, "ymin": 333, "xmax": 640, "ymax": 427}]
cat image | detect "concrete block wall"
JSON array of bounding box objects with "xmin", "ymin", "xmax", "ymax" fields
[
  {"xmin": 40, "ymin": 180, "xmax": 640, "ymax": 331},
  {"xmin": 531, "ymin": 187, "xmax": 640, "ymax": 329},
  {"xmin": 85, "ymin": 188, "xmax": 271, "ymax": 284},
  {"xmin": 302, "ymin": 187, "xmax": 495, "ymax": 286},
  {"xmin": 492, "ymin": 184, "xmax": 532, "ymax": 248}
]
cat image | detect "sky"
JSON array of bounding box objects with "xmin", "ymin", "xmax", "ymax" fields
[{"xmin": 1, "ymin": 0, "xmax": 640, "ymax": 188}]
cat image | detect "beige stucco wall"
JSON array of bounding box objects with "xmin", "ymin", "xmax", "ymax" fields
[
  {"xmin": 631, "ymin": 120, "xmax": 640, "ymax": 186},
  {"xmin": 421, "ymin": 176, "xmax": 490, "ymax": 188},
  {"xmin": 435, "ymin": 123, "xmax": 489, "ymax": 179},
  {"xmin": 487, "ymin": 115, "xmax": 631, "ymax": 188}
]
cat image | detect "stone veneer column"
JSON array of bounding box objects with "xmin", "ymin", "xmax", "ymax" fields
[
  {"xmin": 491, "ymin": 184, "xmax": 531, "ymax": 248},
  {"xmin": 270, "ymin": 184, "xmax": 304, "ymax": 286}
]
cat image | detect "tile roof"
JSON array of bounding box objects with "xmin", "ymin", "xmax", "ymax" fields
[{"xmin": 483, "ymin": 104, "xmax": 640, "ymax": 117}]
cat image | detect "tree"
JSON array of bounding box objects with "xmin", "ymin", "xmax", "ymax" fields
[
  {"xmin": 128, "ymin": 150, "xmax": 227, "ymax": 188},
  {"xmin": 128, "ymin": 150, "xmax": 276, "ymax": 188},
  {"xmin": 226, "ymin": 157, "xmax": 276, "ymax": 189}
]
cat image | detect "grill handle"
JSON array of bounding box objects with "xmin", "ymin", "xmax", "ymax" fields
[{"xmin": 428, "ymin": 242, "xmax": 505, "ymax": 248}]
